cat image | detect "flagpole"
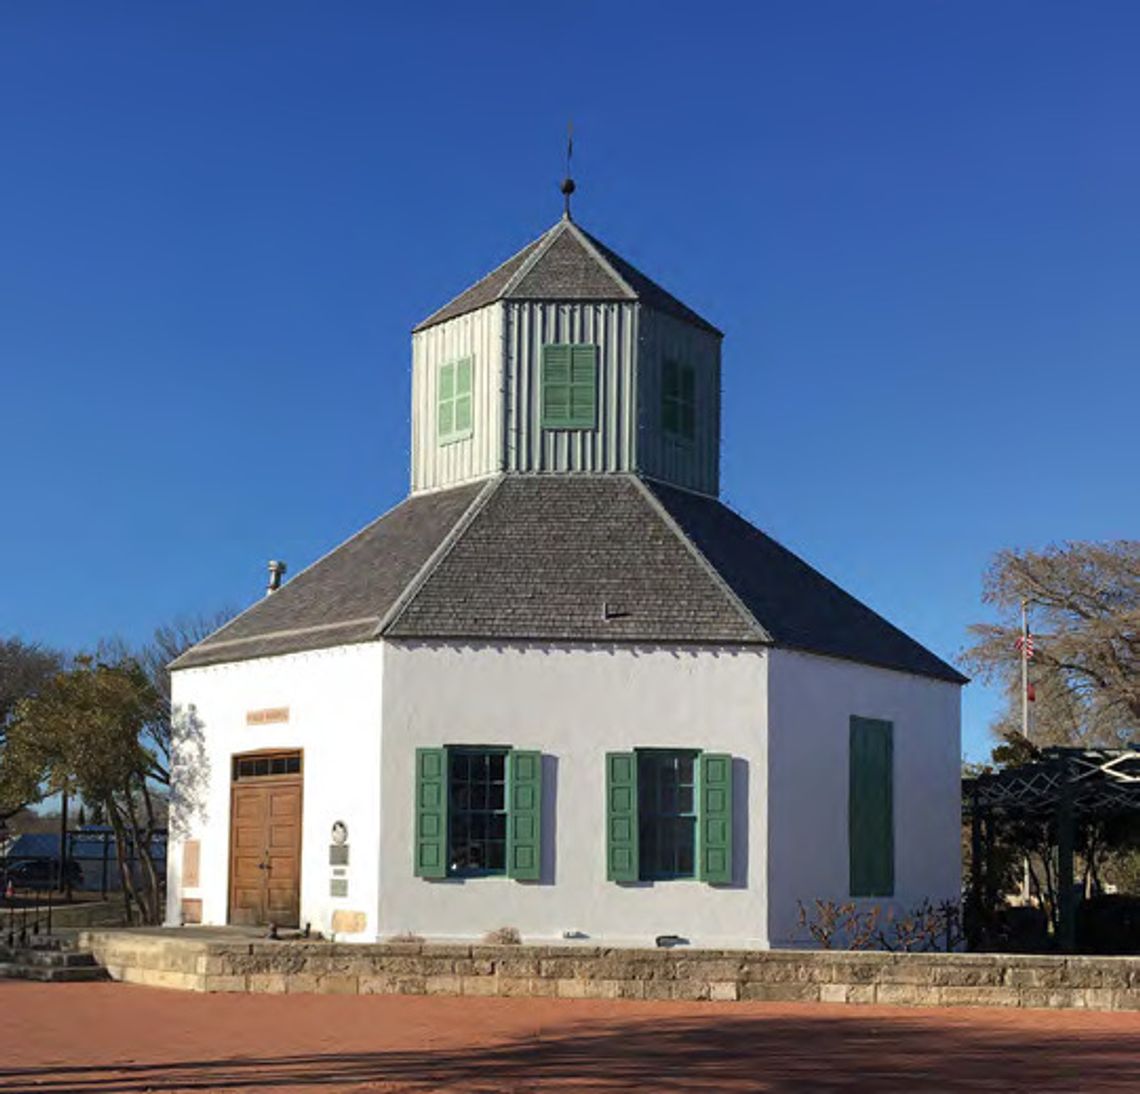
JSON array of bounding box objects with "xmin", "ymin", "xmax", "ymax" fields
[
  {"xmin": 1021, "ymin": 599, "xmax": 1029, "ymax": 742},
  {"xmin": 1021, "ymin": 598, "xmax": 1031, "ymax": 905}
]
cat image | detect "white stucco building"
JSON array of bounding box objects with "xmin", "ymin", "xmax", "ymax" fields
[{"xmin": 167, "ymin": 205, "xmax": 965, "ymax": 948}]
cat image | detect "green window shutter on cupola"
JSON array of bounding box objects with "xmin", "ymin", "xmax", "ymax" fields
[
  {"xmin": 438, "ymin": 357, "xmax": 473, "ymax": 444},
  {"xmin": 542, "ymin": 343, "xmax": 597, "ymax": 429},
  {"xmin": 507, "ymin": 750, "xmax": 542, "ymax": 881},
  {"xmin": 699, "ymin": 753, "xmax": 733, "ymax": 884},
  {"xmin": 849, "ymin": 717, "xmax": 894, "ymax": 897},
  {"xmin": 606, "ymin": 752, "xmax": 639, "ymax": 881},
  {"xmin": 414, "ymin": 747, "xmax": 448, "ymax": 878}
]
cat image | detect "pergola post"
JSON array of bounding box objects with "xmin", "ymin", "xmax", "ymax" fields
[
  {"xmin": 968, "ymin": 783, "xmax": 984, "ymax": 948},
  {"xmin": 1056, "ymin": 753, "xmax": 1076, "ymax": 952}
]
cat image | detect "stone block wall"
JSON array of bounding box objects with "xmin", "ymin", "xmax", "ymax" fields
[{"xmin": 76, "ymin": 931, "xmax": 1140, "ymax": 1012}]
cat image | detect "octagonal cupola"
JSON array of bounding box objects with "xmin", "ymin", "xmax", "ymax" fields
[{"xmin": 409, "ymin": 206, "xmax": 723, "ymax": 497}]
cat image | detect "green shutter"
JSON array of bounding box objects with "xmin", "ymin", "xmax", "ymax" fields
[
  {"xmin": 569, "ymin": 344, "xmax": 596, "ymax": 427},
  {"xmin": 679, "ymin": 365, "xmax": 696, "ymax": 440},
  {"xmin": 542, "ymin": 344, "xmax": 596, "ymax": 429},
  {"xmin": 606, "ymin": 751, "xmax": 639, "ymax": 882},
  {"xmin": 849, "ymin": 717, "xmax": 894, "ymax": 897},
  {"xmin": 437, "ymin": 362, "xmax": 455, "ymax": 438},
  {"xmin": 507, "ymin": 750, "xmax": 542, "ymax": 881},
  {"xmin": 699, "ymin": 753, "xmax": 733, "ymax": 884},
  {"xmin": 414, "ymin": 747, "xmax": 448, "ymax": 879},
  {"xmin": 454, "ymin": 357, "xmax": 472, "ymax": 432}
]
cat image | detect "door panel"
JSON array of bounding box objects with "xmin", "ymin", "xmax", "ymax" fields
[{"xmin": 228, "ymin": 764, "xmax": 302, "ymax": 927}]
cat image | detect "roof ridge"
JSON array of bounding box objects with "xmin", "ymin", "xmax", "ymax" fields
[
  {"xmin": 559, "ymin": 220, "xmax": 637, "ymax": 299},
  {"xmin": 629, "ymin": 475, "xmax": 771, "ymax": 643},
  {"xmin": 375, "ymin": 475, "xmax": 503, "ymax": 636},
  {"xmin": 499, "ymin": 220, "xmax": 568, "ymax": 298}
]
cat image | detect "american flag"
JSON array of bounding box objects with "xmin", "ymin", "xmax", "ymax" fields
[{"xmin": 1015, "ymin": 632, "xmax": 1035, "ymax": 660}]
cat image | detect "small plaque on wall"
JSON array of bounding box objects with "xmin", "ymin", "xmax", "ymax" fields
[
  {"xmin": 329, "ymin": 844, "xmax": 349, "ymax": 866},
  {"xmin": 330, "ymin": 878, "xmax": 349, "ymax": 898},
  {"xmin": 331, "ymin": 909, "xmax": 366, "ymax": 934}
]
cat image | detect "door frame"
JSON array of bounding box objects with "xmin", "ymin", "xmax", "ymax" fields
[{"xmin": 227, "ymin": 748, "xmax": 305, "ymax": 927}]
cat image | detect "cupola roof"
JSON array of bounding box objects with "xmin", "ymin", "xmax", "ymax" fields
[{"xmin": 414, "ymin": 217, "xmax": 721, "ymax": 336}]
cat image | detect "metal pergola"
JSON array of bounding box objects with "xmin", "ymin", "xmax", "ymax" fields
[{"xmin": 962, "ymin": 746, "xmax": 1140, "ymax": 950}]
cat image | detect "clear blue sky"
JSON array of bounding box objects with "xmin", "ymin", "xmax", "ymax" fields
[{"xmin": 2, "ymin": 3, "xmax": 1136, "ymax": 762}]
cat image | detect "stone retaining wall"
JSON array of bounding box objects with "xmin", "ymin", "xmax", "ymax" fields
[{"xmin": 77, "ymin": 930, "xmax": 1140, "ymax": 1011}]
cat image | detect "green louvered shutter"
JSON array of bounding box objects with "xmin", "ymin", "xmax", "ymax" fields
[
  {"xmin": 849, "ymin": 717, "xmax": 894, "ymax": 897},
  {"xmin": 542, "ymin": 344, "xmax": 596, "ymax": 429},
  {"xmin": 507, "ymin": 750, "xmax": 542, "ymax": 881},
  {"xmin": 541, "ymin": 344, "xmax": 571, "ymax": 426},
  {"xmin": 414, "ymin": 747, "xmax": 448, "ymax": 878},
  {"xmin": 699, "ymin": 753, "xmax": 733, "ymax": 884},
  {"xmin": 569, "ymin": 344, "xmax": 597, "ymax": 427},
  {"xmin": 454, "ymin": 357, "xmax": 473, "ymax": 433},
  {"xmin": 437, "ymin": 362, "xmax": 455, "ymax": 439},
  {"xmin": 606, "ymin": 752, "xmax": 639, "ymax": 882}
]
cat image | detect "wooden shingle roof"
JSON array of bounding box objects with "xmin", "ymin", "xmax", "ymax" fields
[
  {"xmin": 413, "ymin": 218, "xmax": 721, "ymax": 335},
  {"xmin": 174, "ymin": 474, "xmax": 965, "ymax": 684}
]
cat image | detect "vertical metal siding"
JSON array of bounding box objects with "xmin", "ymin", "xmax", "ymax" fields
[
  {"xmin": 505, "ymin": 301, "xmax": 639, "ymax": 474},
  {"xmin": 636, "ymin": 310, "xmax": 721, "ymax": 496},
  {"xmin": 410, "ymin": 305, "xmax": 503, "ymax": 493}
]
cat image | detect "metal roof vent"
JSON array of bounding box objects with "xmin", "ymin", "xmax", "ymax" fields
[{"xmin": 266, "ymin": 559, "xmax": 287, "ymax": 595}]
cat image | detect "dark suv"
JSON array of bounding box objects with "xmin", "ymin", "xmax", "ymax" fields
[{"xmin": 2, "ymin": 858, "xmax": 84, "ymax": 890}]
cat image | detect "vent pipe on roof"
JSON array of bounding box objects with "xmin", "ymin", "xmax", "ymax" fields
[{"xmin": 266, "ymin": 560, "xmax": 287, "ymax": 595}]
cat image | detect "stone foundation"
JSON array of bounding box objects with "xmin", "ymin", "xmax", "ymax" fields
[{"xmin": 77, "ymin": 930, "xmax": 1140, "ymax": 1011}]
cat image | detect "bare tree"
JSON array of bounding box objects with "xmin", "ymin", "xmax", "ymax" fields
[
  {"xmin": 963, "ymin": 541, "xmax": 1139, "ymax": 748},
  {"xmin": 97, "ymin": 609, "xmax": 233, "ymax": 786}
]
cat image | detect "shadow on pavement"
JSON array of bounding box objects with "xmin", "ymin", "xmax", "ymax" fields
[{"xmin": 1, "ymin": 1009, "xmax": 1138, "ymax": 1092}]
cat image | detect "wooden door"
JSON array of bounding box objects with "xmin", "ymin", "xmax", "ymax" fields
[{"xmin": 229, "ymin": 753, "xmax": 302, "ymax": 927}]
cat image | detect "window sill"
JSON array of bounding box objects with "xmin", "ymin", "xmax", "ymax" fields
[{"xmin": 438, "ymin": 430, "xmax": 474, "ymax": 447}]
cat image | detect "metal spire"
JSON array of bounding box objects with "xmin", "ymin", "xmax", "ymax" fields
[{"xmin": 560, "ymin": 121, "xmax": 576, "ymax": 220}]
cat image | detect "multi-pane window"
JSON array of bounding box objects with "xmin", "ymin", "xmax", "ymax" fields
[
  {"xmin": 448, "ymin": 748, "xmax": 508, "ymax": 875},
  {"xmin": 637, "ymin": 750, "xmax": 697, "ymax": 879},
  {"xmin": 662, "ymin": 359, "xmax": 696, "ymax": 441},
  {"xmin": 606, "ymin": 750, "xmax": 732, "ymax": 885},
  {"xmin": 541, "ymin": 344, "xmax": 597, "ymax": 429},
  {"xmin": 438, "ymin": 357, "xmax": 473, "ymax": 444},
  {"xmin": 232, "ymin": 753, "xmax": 302, "ymax": 780},
  {"xmin": 414, "ymin": 747, "xmax": 542, "ymax": 881}
]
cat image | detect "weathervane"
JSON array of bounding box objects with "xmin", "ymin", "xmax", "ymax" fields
[{"xmin": 561, "ymin": 121, "xmax": 576, "ymax": 220}]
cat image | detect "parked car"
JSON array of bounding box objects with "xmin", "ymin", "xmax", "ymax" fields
[{"xmin": 1, "ymin": 858, "xmax": 84, "ymax": 890}]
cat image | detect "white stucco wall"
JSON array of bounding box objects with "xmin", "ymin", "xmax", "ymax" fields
[
  {"xmin": 378, "ymin": 640, "xmax": 769, "ymax": 948},
  {"xmin": 167, "ymin": 643, "xmax": 384, "ymax": 939},
  {"xmin": 765, "ymin": 648, "xmax": 962, "ymax": 947}
]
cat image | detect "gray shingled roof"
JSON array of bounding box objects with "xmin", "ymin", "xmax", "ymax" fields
[
  {"xmin": 644, "ymin": 480, "xmax": 968, "ymax": 684},
  {"xmin": 174, "ymin": 474, "xmax": 965, "ymax": 684},
  {"xmin": 413, "ymin": 218, "xmax": 721, "ymax": 335},
  {"xmin": 384, "ymin": 476, "xmax": 757, "ymax": 644},
  {"xmin": 170, "ymin": 481, "xmax": 486, "ymax": 670}
]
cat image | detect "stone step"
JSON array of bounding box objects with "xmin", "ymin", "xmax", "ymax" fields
[
  {"xmin": 19, "ymin": 949, "xmax": 99, "ymax": 968},
  {"xmin": 0, "ymin": 960, "xmax": 108, "ymax": 982}
]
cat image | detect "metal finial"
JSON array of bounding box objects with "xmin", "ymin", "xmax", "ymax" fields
[{"xmin": 561, "ymin": 121, "xmax": 575, "ymax": 219}]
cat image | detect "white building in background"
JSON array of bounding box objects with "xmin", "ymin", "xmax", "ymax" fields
[{"xmin": 166, "ymin": 202, "xmax": 965, "ymax": 948}]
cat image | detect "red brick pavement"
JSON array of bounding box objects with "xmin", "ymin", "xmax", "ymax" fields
[{"xmin": 1, "ymin": 981, "xmax": 1138, "ymax": 1092}]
